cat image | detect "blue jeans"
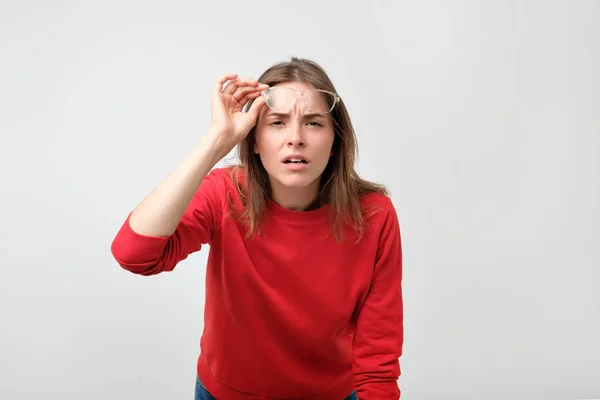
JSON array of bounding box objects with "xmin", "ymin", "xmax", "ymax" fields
[{"xmin": 195, "ymin": 375, "xmax": 358, "ymax": 400}]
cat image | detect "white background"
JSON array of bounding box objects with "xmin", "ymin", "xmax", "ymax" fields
[{"xmin": 1, "ymin": 1, "xmax": 598, "ymax": 399}]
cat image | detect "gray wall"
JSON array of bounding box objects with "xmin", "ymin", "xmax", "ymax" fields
[{"xmin": 1, "ymin": 1, "xmax": 598, "ymax": 399}]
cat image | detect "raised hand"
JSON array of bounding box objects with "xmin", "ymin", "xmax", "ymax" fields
[{"xmin": 210, "ymin": 73, "xmax": 268, "ymax": 146}]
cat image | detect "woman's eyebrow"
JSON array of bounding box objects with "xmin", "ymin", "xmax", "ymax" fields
[
  {"xmin": 265, "ymin": 112, "xmax": 289, "ymax": 119},
  {"xmin": 303, "ymin": 113, "xmax": 327, "ymax": 119},
  {"xmin": 264, "ymin": 112, "xmax": 326, "ymax": 119}
]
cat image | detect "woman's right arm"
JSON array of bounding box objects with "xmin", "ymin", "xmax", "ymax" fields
[
  {"xmin": 127, "ymin": 129, "xmax": 230, "ymax": 238},
  {"xmin": 110, "ymin": 73, "xmax": 268, "ymax": 275}
]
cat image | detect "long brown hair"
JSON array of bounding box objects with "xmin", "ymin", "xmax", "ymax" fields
[{"xmin": 227, "ymin": 57, "xmax": 388, "ymax": 242}]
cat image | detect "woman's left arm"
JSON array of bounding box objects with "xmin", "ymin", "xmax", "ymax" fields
[{"xmin": 353, "ymin": 198, "xmax": 404, "ymax": 399}]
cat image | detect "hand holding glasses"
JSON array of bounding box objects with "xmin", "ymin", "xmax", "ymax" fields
[{"xmin": 210, "ymin": 74, "xmax": 269, "ymax": 149}]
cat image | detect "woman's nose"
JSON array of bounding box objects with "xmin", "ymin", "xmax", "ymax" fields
[{"xmin": 286, "ymin": 123, "xmax": 305, "ymax": 146}]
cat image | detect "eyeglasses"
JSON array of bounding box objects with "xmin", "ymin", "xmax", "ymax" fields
[{"xmin": 261, "ymin": 86, "xmax": 340, "ymax": 114}]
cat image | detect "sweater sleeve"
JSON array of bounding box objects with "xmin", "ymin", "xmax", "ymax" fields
[
  {"xmin": 353, "ymin": 198, "xmax": 404, "ymax": 399},
  {"xmin": 110, "ymin": 168, "xmax": 225, "ymax": 276}
]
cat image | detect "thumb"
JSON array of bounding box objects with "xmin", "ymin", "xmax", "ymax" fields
[{"xmin": 245, "ymin": 96, "xmax": 266, "ymax": 124}]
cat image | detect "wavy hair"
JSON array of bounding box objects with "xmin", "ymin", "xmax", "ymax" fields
[{"xmin": 227, "ymin": 57, "xmax": 388, "ymax": 242}]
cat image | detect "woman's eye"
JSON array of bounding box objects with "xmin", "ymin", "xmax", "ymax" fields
[{"xmin": 269, "ymin": 120, "xmax": 322, "ymax": 127}]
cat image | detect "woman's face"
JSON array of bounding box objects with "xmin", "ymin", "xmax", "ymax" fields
[{"xmin": 253, "ymin": 81, "xmax": 335, "ymax": 206}]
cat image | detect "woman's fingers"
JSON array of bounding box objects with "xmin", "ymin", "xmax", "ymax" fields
[
  {"xmin": 223, "ymin": 77, "xmax": 261, "ymax": 95},
  {"xmin": 245, "ymin": 95, "xmax": 267, "ymax": 123},
  {"xmin": 238, "ymin": 86, "xmax": 267, "ymax": 108},
  {"xmin": 232, "ymin": 85, "xmax": 257, "ymax": 102},
  {"xmin": 213, "ymin": 73, "xmax": 238, "ymax": 96},
  {"xmin": 213, "ymin": 74, "xmax": 269, "ymax": 112},
  {"xmin": 233, "ymin": 83, "xmax": 268, "ymax": 103}
]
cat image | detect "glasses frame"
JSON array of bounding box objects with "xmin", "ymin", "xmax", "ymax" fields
[{"xmin": 261, "ymin": 86, "xmax": 341, "ymax": 114}]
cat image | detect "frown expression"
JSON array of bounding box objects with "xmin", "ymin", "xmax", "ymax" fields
[{"xmin": 254, "ymin": 81, "xmax": 335, "ymax": 191}]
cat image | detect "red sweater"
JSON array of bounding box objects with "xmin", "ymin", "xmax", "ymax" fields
[{"xmin": 111, "ymin": 167, "xmax": 403, "ymax": 399}]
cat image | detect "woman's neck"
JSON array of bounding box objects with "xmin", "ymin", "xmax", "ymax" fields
[{"xmin": 268, "ymin": 178, "xmax": 321, "ymax": 211}]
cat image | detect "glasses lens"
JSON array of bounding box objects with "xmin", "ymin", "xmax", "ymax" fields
[
  {"xmin": 265, "ymin": 87, "xmax": 296, "ymax": 111},
  {"xmin": 305, "ymin": 90, "xmax": 337, "ymax": 113},
  {"xmin": 263, "ymin": 87, "xmax": 338, "ymax": 113}
]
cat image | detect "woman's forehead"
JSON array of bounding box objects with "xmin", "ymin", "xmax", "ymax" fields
[{"xmin": 271, "ymin": 81, "xmax": 317, "ymax": 91}]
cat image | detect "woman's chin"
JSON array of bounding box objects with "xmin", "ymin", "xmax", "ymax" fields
[{"xmin": 271, "ymin": 172, "xmax": 320, "ymax": 190}]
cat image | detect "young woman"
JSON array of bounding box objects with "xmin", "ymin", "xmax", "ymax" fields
[{"xmin": 111, "ymin": 57, "xmax": 403, "ymax": 399}]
